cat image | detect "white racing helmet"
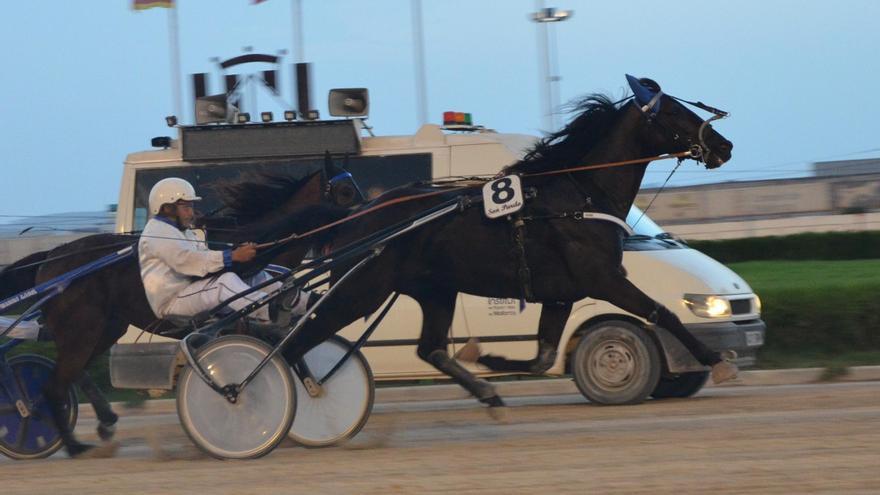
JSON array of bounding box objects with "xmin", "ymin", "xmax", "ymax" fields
[{"xmin": 148, "ymin": 178, "xmax": 202, "ymax": 215}]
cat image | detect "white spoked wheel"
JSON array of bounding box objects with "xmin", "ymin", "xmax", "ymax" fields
[
  {"xmin": 289, "ymin": 335, "xmax": 374, "ymax": 447},
  {"xmin": 176, "ymin": 336, "xmax": 295, "ymax": 459}
]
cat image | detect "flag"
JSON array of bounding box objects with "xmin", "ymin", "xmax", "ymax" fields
[{"xmin": 133, "ymin": 0, "xmax": 174, "ymax": 10}]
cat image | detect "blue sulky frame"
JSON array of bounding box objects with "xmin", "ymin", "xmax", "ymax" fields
[{"xmin": 0, "ymin": 245, "xmax": 136, "ymax": 343}]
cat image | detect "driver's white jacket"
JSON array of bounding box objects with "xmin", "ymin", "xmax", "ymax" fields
[{"xmin": 138, "ymin": 217, "xmax": 230, "ymax": 316}]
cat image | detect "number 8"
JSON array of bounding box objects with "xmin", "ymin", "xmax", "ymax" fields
[{"xmin": 491, "ymin": 178, "xmax": 514, "ymax": 204}]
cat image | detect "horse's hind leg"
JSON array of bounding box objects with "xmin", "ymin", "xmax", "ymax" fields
[
  {"xmin": 76, "ymin": 373, "xmax": 118, "ymax": 441},
  {"xmin": 413, "ymin": 289, "xmax": 507, "ymax": 417},
  {"xmin": 44, "ymin": 303, "xmax": 111, "ymax": 456},
  {"xmin": 79, "ymin": 316, "xmax": 134, "ymax": 441},
  {"xmin": 468, "ymin": 302, "xmax": 572, "ymax": 375},
  {"xmin": 45, "ymin": 343, "xmax": 98, "ymax": 456}
]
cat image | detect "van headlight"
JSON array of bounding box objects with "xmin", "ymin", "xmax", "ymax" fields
[
  {"xmin": 754, "ymin": 294, "xmax": 762, "ymax": 315},
  {"xmin": 683, "ymin": 294, "xmax": 731, "ymax": 318}
]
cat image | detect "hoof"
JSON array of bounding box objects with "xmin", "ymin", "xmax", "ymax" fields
[
  {"xmin": 67, "ymin": 442, "xmax": 95, "ymax": 458},
  {"xmin": 487, "ymin": 405, "xmax": 510, "ymax": 423},
  {"xmin": 479, "ymin": 393, "xmax": 506, "ymax": 408},
  {"xmin": 711, "ymin": 360, "xmax": 739, "ymax": 384},
  {"xmin": 454, "ymin": 338, "xmax": 482, "ymax": 363},
  {"xmin": 97, "ymin": 422, "xmax": 117, "ymax": 442},
  {"xmin": 529, "ymin": 348, "xmax": 558, "ymax": 375},
  {"xmin": 80, "ymin": 442, "xmax": 120, "ymax": 459}
]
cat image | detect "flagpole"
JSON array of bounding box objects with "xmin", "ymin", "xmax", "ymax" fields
[
  {"xmin": 292, "ymin": 0, "xmax": 304, "ymax": 63},
  {"xmin": 168, "ymin": 3, "xmax": 183, "ymax": 120}
]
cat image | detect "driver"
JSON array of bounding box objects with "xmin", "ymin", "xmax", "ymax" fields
[{"xmin": 138, "ymin": 178, "xmax": 309, "ymax": 323}]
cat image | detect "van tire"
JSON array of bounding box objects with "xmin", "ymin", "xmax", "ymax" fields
[
  {"xmin": 571, "ymin": 320, "xmax": 661, "ymax": 405},
  {"xmin": 650, "ymin": 371, "xmax": 710, "ymax": 399}
]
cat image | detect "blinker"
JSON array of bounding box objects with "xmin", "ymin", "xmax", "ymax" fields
[{"xmin": 626, "ymin": 74, "xmax": 662, "ymax": 114}]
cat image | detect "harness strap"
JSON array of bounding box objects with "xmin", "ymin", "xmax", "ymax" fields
[
  {"xmin": 522, "ymin": 211, "xmax": 634, "ymax": 236},
  {"xmin": 574, "ymin": 212, "xmax": 634, "ymax": 236},
  {"xmin": 509, "ymin": 214, "xmax": 535, "ymax": 302}
]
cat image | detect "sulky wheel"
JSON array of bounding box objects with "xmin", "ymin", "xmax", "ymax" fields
[
  {"xmin": 176, "ymin": 336, "xmax": 295, "ymax": 460},
  {"xmin": 289, "ymin": 335, "xmax": 374, "ymax": 447},
  {"xmin": 571, "ymin": 320, "xmax": 662, "ymax": 405},
  {"xmin": 0, "ymin": 354, "xmax": 78, "ymax": 460}
]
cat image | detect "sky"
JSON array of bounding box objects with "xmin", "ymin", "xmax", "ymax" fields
[{"xmin": 3, "ymin": 0, "xmax": 879, "ymax": 217}]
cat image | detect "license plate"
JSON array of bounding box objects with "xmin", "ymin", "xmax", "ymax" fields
[{"xmin": 745, "ymin": 330, "xmax": 764, "ymax": 346}]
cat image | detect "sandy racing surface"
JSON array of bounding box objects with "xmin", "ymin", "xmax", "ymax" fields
[{"xmin": 2, "ymin": 381, "xmax": 879, "ymax": 494}]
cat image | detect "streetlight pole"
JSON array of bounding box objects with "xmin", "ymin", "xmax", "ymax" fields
[
  {"xmin": 531, "ymin": 3, "xmax": 573, "ymax": 132},
  {"xmin": 412, "ymin": 0, "xmax": 429, "ymax": 127}
]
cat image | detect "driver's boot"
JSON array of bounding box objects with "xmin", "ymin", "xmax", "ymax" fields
[{"xmin": 269, "ymin": 289, "xmax": 318, "ymax": 328}]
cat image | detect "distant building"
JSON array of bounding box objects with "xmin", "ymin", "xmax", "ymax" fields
[
  {"xmin": 813, "ymin": 158, "xmax": 880, "ymax": 178},
  {"xmin": 0, "ymin": 211, "xmax": 113, "ymax": 266},
  {"xmin": 0, "ymin": 211, "xmax": 114, "ymax": 239},
  {"xmin": 637, "ymin": 157, "xmax": 880, "ymax": 225}
]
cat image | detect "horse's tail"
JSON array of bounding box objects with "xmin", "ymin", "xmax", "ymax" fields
[{"xmin": 0, "ymin": 250, "xmax": 49, "ymax": 300}]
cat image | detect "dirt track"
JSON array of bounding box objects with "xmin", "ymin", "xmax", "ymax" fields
[{"xmin": 2, "ymin": 381, "xmax": 879, "ymax": 494}]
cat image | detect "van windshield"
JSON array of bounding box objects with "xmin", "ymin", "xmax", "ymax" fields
[
  {"xmin": 132, "ymin": 153, "xmax": 432, "ymax": 230},
  {"xmin": 626, "ymin": 206, "xmax": 666, "ymax": 237}
]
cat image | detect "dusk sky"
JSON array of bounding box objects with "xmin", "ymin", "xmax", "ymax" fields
[{"xmin": 3, "ymin": 0, "xmax": 879, "ymax": 217}]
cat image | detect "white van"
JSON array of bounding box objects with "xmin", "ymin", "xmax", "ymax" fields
[{"xmin": 114, "ymin": 117, "xmax": 764, "ymax": 404}]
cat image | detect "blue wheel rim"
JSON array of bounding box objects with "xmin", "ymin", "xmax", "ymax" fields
[{"xmin": 0, "ymin": 356, "xmax": 72, "ymax": 457}]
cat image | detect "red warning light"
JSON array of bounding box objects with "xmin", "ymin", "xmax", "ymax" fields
[{"xmin": 442, "ymin": 111, "xmax": 474, "ymax": 126}]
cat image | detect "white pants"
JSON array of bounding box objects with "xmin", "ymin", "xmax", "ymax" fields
[{"xmin": 162, "ymin": 271, "xmax": 283, "ymax": 321}]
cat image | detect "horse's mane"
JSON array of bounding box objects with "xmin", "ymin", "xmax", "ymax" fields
[
  {"xmin": 505, "ymin": 94, "xmax": 626, "ymax": 174},
  {"xmin": 212, "ymin": 171, "xmax": 318, "ymax": 223}
]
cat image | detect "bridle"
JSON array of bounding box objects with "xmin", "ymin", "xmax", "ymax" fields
[{"xmin": 632, "ymin": 90, "xmax": 730, "ymax": 164}]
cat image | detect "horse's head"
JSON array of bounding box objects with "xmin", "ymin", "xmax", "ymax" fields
[
  {"xmin": 205, "ymin": 162, "xmax": 365, "ymax": 230},
  {"xmin": 322, "ymin": 153, "xmax": 365, "ymax": 208},
  {"xmin": 627, "ymin": 75, "xmax": 733, "ymax": 169}
]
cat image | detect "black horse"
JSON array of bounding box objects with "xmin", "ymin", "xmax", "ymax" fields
[
  {"xmin": 0, "ymin": 160, "xmax": 359, "ymax": 457},
  {"xmin": 279, "ymin": 76, "xmax": 735, "ymax": 415}
]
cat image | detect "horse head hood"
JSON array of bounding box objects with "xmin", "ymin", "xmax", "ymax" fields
[{"xmin": 626, "ymin": 74, "xmax": 662, "ymax": 114}]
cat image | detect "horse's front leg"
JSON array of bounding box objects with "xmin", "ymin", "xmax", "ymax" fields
[
  {"xmin": 592, "ymin": 272, "xmax": 738, "ymax": 384},
  {"xmin": 457, "ymin": 302, "xmax": 572, "ymax": 375}
]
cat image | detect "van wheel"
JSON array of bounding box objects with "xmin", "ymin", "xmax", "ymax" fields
[
  {"xmin": 651, "ymin": 371, "xmax": 710, "ymax": 399},
  {"xmin": 571, "ymin": 321, "xmax": 661, "ymax": 405}
]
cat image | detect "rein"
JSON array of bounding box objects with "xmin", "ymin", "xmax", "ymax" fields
[
  {"xmin": 253, "ymin": 150, "xmax": 694, "ymax": 250},
  {"xmin": 518, "ymin": 150, "xmax": 692, "ymax": 178},
  {"xmin": 254, "ymin": 187, "xmax": 470, "ymax": 250}
]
